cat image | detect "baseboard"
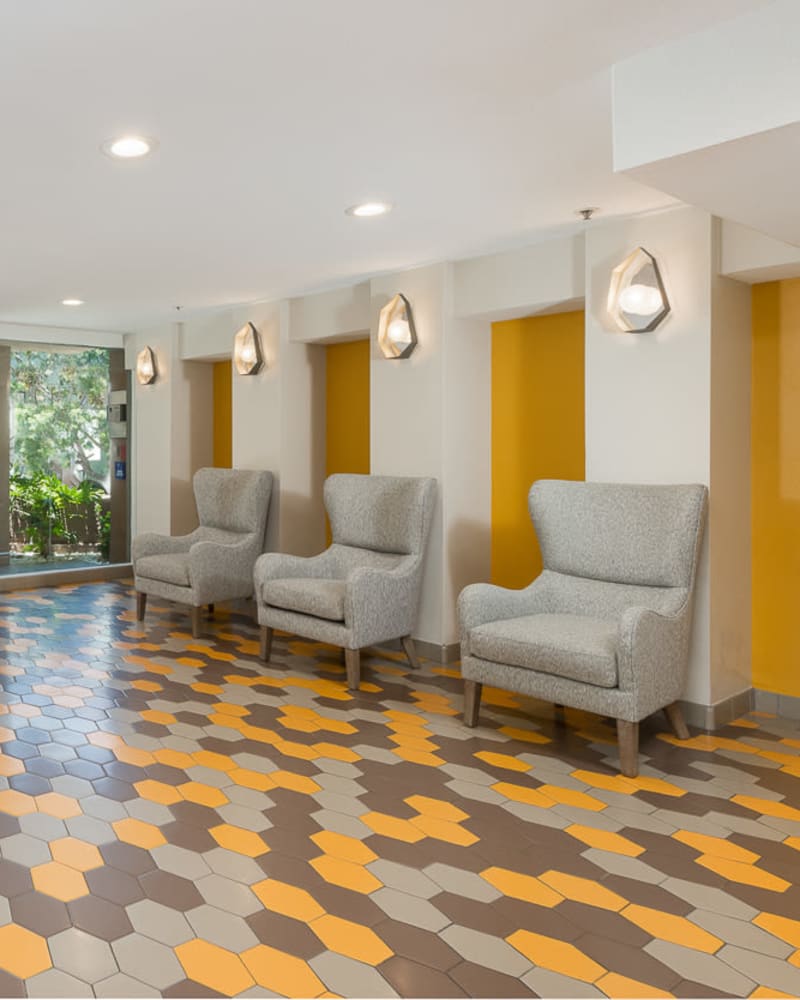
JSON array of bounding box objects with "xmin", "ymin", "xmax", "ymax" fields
[
  {"xmin": 414, "ymin": 639, "xmax": 461, "ymax": 665},
  {"xmin": 754, "ymin": 688, "xmax": 800, "ymax": 720},
  {"xmin": 679, "ymin": 688, "xmax": 754, "ymax": 731},
  {"xmin": 0, "ymin": 562, "xmax": 133, "ymax": 593}
]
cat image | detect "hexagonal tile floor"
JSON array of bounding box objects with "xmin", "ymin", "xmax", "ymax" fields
[{"xmin": 1, "ymin": 580, "xmax": 800, "ymax": 998}]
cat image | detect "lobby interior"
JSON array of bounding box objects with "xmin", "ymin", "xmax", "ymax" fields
[{"xmin": 2, "ymin": 2, "xmax": 800, "ymax": 998}]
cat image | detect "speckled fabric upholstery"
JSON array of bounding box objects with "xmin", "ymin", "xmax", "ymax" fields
[
  {"xmin": 459, "ymin": 480, "xmax": 707, "ymax": 724},
  {"xmin": 133, "ymin": 468, "xmax": 273, "ymax": 609},
  {"xmin": 255, "ymin": 474, "xmax": 436, "ymax": 650}
]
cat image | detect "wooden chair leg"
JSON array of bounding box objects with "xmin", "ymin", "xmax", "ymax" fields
[
  {"xmin": 345, "ymin": 649, "xmax": 360, "ymax": 691},
  {"xmin": 136, "ymin": 592, "xmax": 147, "ymax": 622},
  {"xmin": 208, "ymin": 603, "xmax": 215, "ymax": 617},
  {"xmin": 664, "ymin": 701, "xmax": 690, "ymax": 740},
  {"xmin": 464, "ymin": 680, "xmax": 482, "ymax": 728},
  {"xmin": 260, "ymin": 626, "xmax": 273, "ymax": 662},
  {"xmin": 191, "ymin": 606, "xmax": 202, "ymax": 639},
  {"xmin": 617, "ymin": 719, "xmax": 640, "ymax": 778},
  {"xmin": 400, "ymin": 636, "xmax": 421, "ymax": 670}
]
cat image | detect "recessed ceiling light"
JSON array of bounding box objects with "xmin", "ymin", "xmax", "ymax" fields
[
  {"xmin": 345, "ymin": 201, "xmax": 392, "ymax": 218},
  {"xmin": 61, "ymin": 298, "xmax": 84, "ymax": 306},
  {"xmin": 102, "ymin": 135, "xmax": 156, "ymax": 159}
]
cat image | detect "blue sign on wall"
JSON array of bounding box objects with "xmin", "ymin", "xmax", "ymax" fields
[{"xmin": 114, "ymin": 461, "xmax": 126, "ymax": 480}]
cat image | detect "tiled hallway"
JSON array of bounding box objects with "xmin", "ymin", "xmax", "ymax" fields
[{"xmin": 1, "ymin": 581, "xmax": 799, "ymax": 998}]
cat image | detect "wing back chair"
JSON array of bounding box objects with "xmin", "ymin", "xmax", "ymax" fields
[
  {"xmin": 458, "ymin": 480, "xmax": 708, "ymax": 776},
  {"xmin": 133, "ymin": 468, "xmax": 273, "ymax": 637},
  {"xmin": 254, "ymin": 473, "xmax": 436, "ymax": 689}
]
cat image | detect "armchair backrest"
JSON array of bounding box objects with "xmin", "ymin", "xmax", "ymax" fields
[
  {"xmin": 325, "ymin": 474, "xmax": 436, "ymax": 556},
  {"xmin": 194, "ymin": 468, "xmax": 273, "ymax": 539},
  {"xmin": 529, "ymin": 480, "xmax": 707, "ymax": 590}
]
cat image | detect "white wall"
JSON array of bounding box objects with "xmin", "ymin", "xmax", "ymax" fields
[
  {"xmin": 585, "ymin": 206, "xmax": 713, "ymax": 704},
  {"xmin": 289, "ymin": 283, "xmax": 370, "ymax": 343},
  {"xmin": 453, "ymin": 234, "xmax": 584, "ymax": 320}
]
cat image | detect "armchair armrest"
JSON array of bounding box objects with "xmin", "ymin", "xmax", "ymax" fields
[
  {"xmin": 345, "ymin": 560, "xmax": 417, "ymax": 647},
  {"xmin": 617, "ymin": 603, "xmax": 689, "ymax": 705},
  {"xmin": 132, "ymin": 531, "xmax": 195, "ymax": 563},
  {"xmin": 457, "ymin": 576, "xmax": 552, "ymax": 640}
]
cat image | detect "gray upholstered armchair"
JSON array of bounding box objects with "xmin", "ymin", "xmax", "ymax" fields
[
  {"xmin": 458, "ymin": 480, "xmax": 707, "ymax": 777},
  {"xmin": 133, "ymin": 468, "xmax": 273, "ymax": 637},
  {"xmin": 254, "ymin": 474, "xmax": 436, "ymax": 690}
]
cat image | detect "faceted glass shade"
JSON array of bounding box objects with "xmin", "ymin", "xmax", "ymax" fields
[
  {"xmin": 607, "ymin": 246, "xmax": 670, "ymax": 333},
  {"xmin": 136, "ymin": 345, "xmax": 157, "ymax": 385},
  {"xmin": 233, "ymin": 322, "xmax": 264, "ymax": 375},
  {"xmin": 378, "ymin": 293, "xmax": 418, "ymax": 359}
]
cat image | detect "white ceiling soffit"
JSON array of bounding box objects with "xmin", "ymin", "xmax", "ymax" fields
[
  {"xmin": 613, "ymin": 0, "xmax": 800, "ymax": 249},
  {"xmin": 0, "ymin": 0, "xmax": 764, "ymax": 332}
]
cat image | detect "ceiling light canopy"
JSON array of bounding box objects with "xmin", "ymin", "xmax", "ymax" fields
[
  {"xmin": 345, "ymin": 201, "xmax": 392, "ymax": 218},
  {"xmin": 61, "ymin": 298, "xmax": 84, "ymax": 306},
  {"xmin": 102, "ymin": 135, "xmax": 156, "ymax": 159}
]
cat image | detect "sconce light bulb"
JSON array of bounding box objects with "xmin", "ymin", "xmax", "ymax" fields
[{"xmin": 619, "ymin": 283, "xmax": 663, "ymax": 316}]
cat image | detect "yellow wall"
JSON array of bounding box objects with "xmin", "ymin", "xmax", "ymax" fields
[
  {"xmin": 492, "ymin": 311, "xmax": 585, "ymax": 588},
  {"xmin": 326, "ymin": 338, "xmax": 370, "ymax": 477},
  {"xmin": 212, "ymin": 360, "xmax": 232, "ymax": 468},
  {"xmin": 752, "ymin": 280, "xmax": 800, "ymax": 697}
]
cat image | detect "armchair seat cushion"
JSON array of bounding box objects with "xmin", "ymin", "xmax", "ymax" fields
[
  {"xmin": 136, "ymin": 553, "xmax": 191, "ymax": 587},
  {"xmin": 263, "ymin": 578, "xmax": 346, "ymax": 622},
  {"xmin": 469, "ymin": 613, "xmax": 618, "ymax": 688}
]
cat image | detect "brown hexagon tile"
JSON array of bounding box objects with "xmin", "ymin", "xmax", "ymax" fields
[
  {"xmin": 67, "ymin": 894, "xmax": 134, "ymax": 941},
  {"xmin": 10, "ymin": 891, "xmax": 72, "ymax": 937}
]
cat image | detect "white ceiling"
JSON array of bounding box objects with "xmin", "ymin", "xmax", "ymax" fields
[{"xmin": 0, "ymin": 0, "xmax": 766, "ymax": 332}]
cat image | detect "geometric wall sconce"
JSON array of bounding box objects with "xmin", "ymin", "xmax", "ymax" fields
[
  {"xmin": 378, "ymin": 293, "xmax": 418, "ymax": 359},
  {"xmin": 607, "ymin": 246, "xmax": 671, "ymax": 333},
  {"xmin": 233, "ymin": 322, "xmax": 264, "ymax": 375},
  {"xmin": 136, "ymin": 345, "xmax": 158, "ymax": 385}
]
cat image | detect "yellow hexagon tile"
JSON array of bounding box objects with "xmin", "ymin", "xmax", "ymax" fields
[
  {"xmin": 228, "ymin": 768, "xmax": 275, "ymax": 792},
  {"xmin": 178, "ymin": 781, "xmax": 229, "ymax": 808},
  {"xmin": 572, "ymin": 769, "xmax": 638, "ymax": 794},
  {"xmin": 0, "ymin": 789, "xmax": 37, "ymax": 816},
  {"xmin": 176, "ymin": 939, "xmax": 255, "ymax": 997},
  {"xmin": 361, "ymin": 811, "xmax": 425, "ymax": 843},
  {"xmin": 193, "ymin": 750, "xmax": 238, "ymax": 771},
  {"xmin": 405, "ymin": 795, "xmax": 469, "ymax": 823},
  {"xmin": 269, "ymin": 770, "xmax": 321, "ymax": 795},
  {"xmin": 621, "ymin": 903, "xmax": 723, "ymax": 953},
  {"xmin": 310, "ymin": 831, "xmax": 377, "ymax": 865},
  {"xmin": 50, "ymin": 837, "xmax": 104, "ymax": 872},
  {"xmin": 473, "ymin": 750, "xmax": 531, "ymax": 772},
  {"xmin": 492, "ymin": 781, "xmax": 554, "ymax": 808},
  {"xmin": 140, "ymin": 708, "xmax": 177, "ymax": 726},
  {"xmin": 311, "ymin": 854, "xmax": 382, "ymax": 894},
  {"xmin": 241, "ymin": 944, "xmax": 325, "ymax": 997},
  {"xmin": 732, "ymin": 794, "xmax": 800, "ymax": 823},
  {"xmin": 507, "ymin": 930, "xmax": 605, "ymax": 982},
  {"xmin": 498, "ymin": 725, "xmax": 551, "ymax": 744},
  {"xmin": 0, "ymin": 755, "xmax": 24, "ymax": 777},
  {"xmin": 480, "ymin": 867, "xmax": 562, "ymax": 907},
  {"xmin": 0, "ymin": 924, "xmax": 52, "ymax": 979},
  {"xmin": 153, "ymin": 748, "xmax": 195, "ymax": 770},
  {"xmin": 134, "ymin": 779, "xmax": 183, "ymax": 805},
  {"xmin": 210, "ymin": 824, "xmax": 269, "ymax": 858},
  {"xmin": 410, "ymin": 814, "xmax": 478, "ymax": 846},
  {"xmin": 539, "ymin": 870, "xmax": 626, "ymax": 911},
  {"xmin": 749, "ymin": 988, "xmax": 797, "ymax": 999},
  {"xmin": 34, "ymin": 792, "xmax": 82, "ymax": 819},
  {"xmin": 252, "ymin": 879, "xmax": 325, "ymax": 922},
  {"xmin": 696, "ymin": 855, "xmax": 790, "ymax": 892},
  {"xmin": 112, "ymin": 817, "xmax": 167, "ymax": 850},
  {"xmin": 32, "ymin": 861, "xmax": 90, "ymax": 901},
  {"xmin": 274, "ymin": 739, "xmax": 320, "ymax": 762},
  {"xmin": 596, "ymin": 972, "xmax": 674, "ymax": 998},
  {"xmin": 625, "ymin": 775, "xmax": 686, "ymax": 798},
  {"xmin": 754, "ymin": 913, "xmax": 800, "ymax": 949},
  {"xmin": 113, "ymin": 743, "xmax": 156, "ymax": 767},
  {"xmin": 312, "ymin": 742, "xmax": 360, "ymax": 762},
  {"xmin": 537, "ymin": 784, "xmax": 606, "ymax": 812},
  {"xmin": 566, "ymin": 824, "xmax": 645, "ymax": 857},
  {"xmin": 310, "ymin": 914, "xmax": 392, "ymax": 965},
  {"xmin": 673, "ymin": 830, "xmax": 759, "ymax": 863},
  {"xmin": 391, "ymin": 747, "xmax": 446, "ymax": 767}
]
